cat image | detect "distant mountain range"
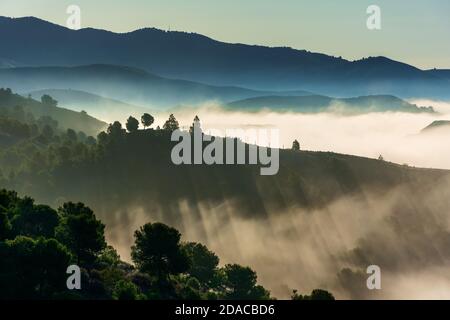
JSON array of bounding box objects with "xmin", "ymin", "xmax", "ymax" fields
[
  {"xmin": 1, "ymin": 16, "xmax": 449, "ymax": 99},
  {"xmin": 227, "ymin": 95, "xmax": 435, "ymax": 114},
  {"xmin": 0, "ymin": 64, "xmax": 311, "ymax": 108}
]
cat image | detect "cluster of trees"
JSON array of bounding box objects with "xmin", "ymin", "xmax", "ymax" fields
[
  {"xmin": 0, "ymin": 189, "xmax": 334, "ymax": 300},
  {"xmin": 0, "ymin": 189, "xmax": 277, "ymax": 300},
  {"xmin": 124, "ymin": 113, "xmax": 179, "ymax": 133},
  {"xmin": 0, "ymin": 90, "xmax": 99, "ymax": 176}
]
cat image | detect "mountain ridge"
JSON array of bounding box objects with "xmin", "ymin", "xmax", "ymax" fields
[
  {"xmin": 1, "ymin": 16, "xmax": 449, "ymax": 98},
  {"xmin": 227, "ymin": 94, "xmax": 435, "ymax": 114}
]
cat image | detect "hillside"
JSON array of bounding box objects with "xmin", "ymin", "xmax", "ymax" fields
[
  {"xmin": 28, "ymin": 89, "xmax": 151, "ymax": 121},
  {"xmin": 227, "ymin": 95, "xmax": 435, "ymax": 114},
  {"xmin": 2, "ymin": 117, "xmax": 449, "ymax": 300},
  {"xmin": 0, "ymin": 17, "xmax": 449, "ymax": 98},
  {"xmin": 0, "ymin": 88, "xmax": 106, "ymax": 136},
  {"xmin": 3, "ymin": 125, "xmax": 447, "ymax": 221},
  {"xmin": 426, "ymin": 69, "xmax": 450, "ymax": 82}
]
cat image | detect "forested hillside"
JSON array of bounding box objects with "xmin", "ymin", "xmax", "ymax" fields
[{"xmin": 0, "ymin": 88, "xmax": 106, "ymax": 136}]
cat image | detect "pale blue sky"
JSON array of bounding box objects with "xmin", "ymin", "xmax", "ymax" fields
[{"xmin": 1, "ymin": 0, "xmax": 449, "ymax": 68}]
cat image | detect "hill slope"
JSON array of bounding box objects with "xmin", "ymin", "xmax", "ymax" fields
[
  {"xmin": 2, "ymin": 123, "xmax": 450, "ymax": 300},
  {"xmin": 28, "ymin": 89, "xmax": 151, "ymax": 121},
  {"xmin": 0, "ymin": 88, "xmax": 106, "ymax": 135}
]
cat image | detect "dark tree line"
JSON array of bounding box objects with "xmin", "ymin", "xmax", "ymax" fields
[
  {"xmin": 0, "ymin": 189, "xmax": 333, "ymax": 300},
  {"xmin": 0, "ymin": 189, "xmax": 272, "ymax": 300}
]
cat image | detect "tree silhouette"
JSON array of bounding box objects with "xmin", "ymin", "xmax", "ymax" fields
[
  {"xmin": 10, "ymin": 198, "xmax": 59, "ymax": 238},
  {"xmin": 41, "ymin": 95, "xmax": 58, "ymax": 108},
  {"xmin": 141, "ymin": 113, "xmax": 154, "ymax": 130},
  {"xmin": 292, "ymin": 139, "xmax": 300, "ymax": 151},
  {"xmin": 56, "ymin": 202, "xmax": 106, "ymax": 266},
  {"xmin": 183, "ymin": 242, "xmax": 219, "ymax": 288},
  {"xmin": 107, "ymin": 121, "xmax": 126, "ymax": 138},
  {"xmin": 126, "ymin": 116, "xmax": 139, "ymax": 133},
  {"xmin": 291, "ymin": 288, "xmax": 335, "ymax": 300},
  {"xmin": 0, "ymin": 236, "xmax": 71, "ymax": 299},
  {"xmin": 131, "ymin": 222, "xmax": 189, "ymax": 283},
  {"xmin": 222, "ymin": 264, "xmax": 270, "ymax": 300},
  {"xmin": 163, "ymin": 114, "xmax": 179, "ymax": 132}
]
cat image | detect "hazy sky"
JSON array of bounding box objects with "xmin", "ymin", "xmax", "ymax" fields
[{"xmin": 1, "ymin": 0, "xmax": 449, "ymax": 69}]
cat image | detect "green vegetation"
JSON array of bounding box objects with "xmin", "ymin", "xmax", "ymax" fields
[
  {"xmin": 291, "ymin": 289, "xmax": 335, "ymax": 301},
  {"xmin": 0, "ymin": 88, "xmax": 106, "ymax": 137},
  {"xmin": 0, "ymin": 88, "xmax": 447, "ymax": 223},
  {"xmin": 0, "ymin": 189, "xmax": 292, "ymax": 300}
]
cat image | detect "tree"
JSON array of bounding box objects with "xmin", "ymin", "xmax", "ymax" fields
[
  {"xmin": 37, "ymin": 116, "xmax": 58, "ymax": 130},
  {"xmin": 56, "ymin": 202, "xmax": 106, "ymax": 266},
  {"xmin": 131, "ymin": 223, "xmax": 189, "ymax": 282},
  {"xmin": 141, "ymin": 113, "xmax": 154, "ymax": 130},
  {"xmin": 183, "ymin": 242, "xmax": 219, "ymax": 288},
  {"xmin": 66, "ymin": 129, "xmax": 78, "ymax": 142},
  {"xmin": 0, "ymin": 212, "xmax": 11, "ymax": 241},
  {"xmin": 0, "ymin": 236, "xmax": 72, "ymax": 299},
  {"xmin": 41, "ymin": 95, "xmax": 58, "ymax": 108},
  {"xmin": 291, "ymin": 289, "xmax": 335, "ymax": 300},
  {"xmin": 107, "ymin": 121, "xmax": 126, "ymax": 138},
  {"xmin": 41, "ymin": 125, "xmax": 54, "ymax": 140},
  {"xmin": 222, "ymin": 264, "xmax": 270, "ymax": 300},
  {"xmin": 112, "ymin": 280, "xmax": 142, "ymax": 300},
  {"xmin": 163, "ymin": 114, "xmax": 179, "ymax": 132},
  {"xmin": 292, "ymin": 139, "xmax": 300, "ymax": 151},
  {"xmin": 126, "ymin": 116, "xmax": 139, "ymax": 133},
  {"xmin": 11, "ymin": 200, "xmax": 60, "ymax": 239}
]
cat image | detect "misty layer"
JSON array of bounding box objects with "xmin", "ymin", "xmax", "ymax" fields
[
  {"xmin": 105, "ymin": 176, "xmax": 450, "ymax": 299},
  {"xmin": 161, "ymin": 100, "xmax": 450, "ymax": 170}
]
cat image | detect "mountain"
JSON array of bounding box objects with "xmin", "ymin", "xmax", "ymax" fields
[
  {"xmin": 0, "ymin": 64, "xmax": 310, "ymax": 109},
  {"xmin": 421, "ymin": 120, "xmax": 450, "ymax": 133},
  {"xmin": 0, "ymin": 88, "xmax": 106, "ymax": 135},
  {"xmin": 1, "ymin": 16, "xmax": 449, "ymax": 98},
  {"xmin": 426, "ymin": 69, "xmax": 450, "ymax": 82},
  {"xmin": 27, "ymin": 89, "xmax": 151, "ymax": 122},
  {"xmin": 227, "ymin": 95, "xmax": 435, "ymax": 114}
]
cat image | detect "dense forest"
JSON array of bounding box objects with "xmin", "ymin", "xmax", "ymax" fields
[
  {"xmin": 1, "ymin": 88, "xmax": 450, "ymax": 299},
  {"xmin": 0, "ymin": 189, "xmax": 336, "ymax": 300}
]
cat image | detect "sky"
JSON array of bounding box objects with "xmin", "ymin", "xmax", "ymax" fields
[{"xmin": 1, "ymin": 0, "xmax": 449, "ymax": 69}]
